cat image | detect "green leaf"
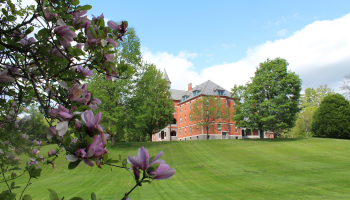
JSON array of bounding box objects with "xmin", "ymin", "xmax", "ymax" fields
[
  {"xmin": 71, "ymin": 0, "xmax": 80, "ymax": 6},
  {"xmin": 38, "ymin": 28, "xmax": 50, "ymax": 38},
  {"xmin": 85, "ymin": 136, "xmax": 94, "ymax": 144},
  {"xmin": 31, "ymin": 168, "xmax": 42, "ymax": 178},
  {"xmin": 79, "ymin": 5, "xmax": 92, "ymax": 11},
  {"xmin": 22, "ymin": 195, "xmax": 32, "ymax": 200},
  {"xmin": 91, "ymin": 192, "xmax": 97, "ymax": 200},
  {"xmin": 103, "ymin": 153, "xmax": 108, "ymax": 162},
  {"xmin": 0, "ymin": 45, "xmax": 4, "ymax": 51},
  {"xmin": 10, "ymin": 182, "xmax": 15, "ymax": 189},
  {"xmin": 7, "ymin": 1, "xmax": 15, "ymax": 12},
  {"xmin": 42, "ymin": 0, "xmax": 48, "ymax": 7},
  {"xmin": 107, "ymin": 159, "xmax": 119, "ymax": 164},
  {"xmin": 62, "ymin": 14, "xmax": 73, "ymax": 19},
  {"xmin": 148, "ymin": 163, "xmax": 160, "ymax": 172},
  {"xmin": 70, "ymin": 198, "xmax": 83, "ymax": 200},
  {"xmin": 7, "ymin": 16, "xmax": 16, "ymax": 21},
  {"xmin": 124, "ymin": 21, "xmax": 128, "ymax": 29},
  {"xmin": 63, "ymin": 136, "xmax": 71, "ymax": 147},
  {"xmin": 25, "ymin": 26, "xmax": 34, "ymax": 35},
  {"xmin": 68, "ymin": 159, "xmax": 81, "ymax": 170},
  {"xmin": 47, "ymin": 189, "xmax": 59, "ymax": 200}
]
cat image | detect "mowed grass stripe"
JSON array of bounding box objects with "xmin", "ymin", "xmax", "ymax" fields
[{"xmin": 2, "ymin": 138, "xmax": 350, "ymax": 199}]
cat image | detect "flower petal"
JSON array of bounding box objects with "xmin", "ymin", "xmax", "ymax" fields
[
  {"xmin": 152, "ymin": 168, "xmax": 176, "ymax": 180},
  {"xmin": 66, "ymin": 155, "xmax": 79, "ymax": 162}
]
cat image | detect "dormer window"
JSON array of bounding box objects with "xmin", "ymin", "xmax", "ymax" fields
[
  {"xmin": 193, "ymin": 90, "xmax": 200, "ymax": 96},
  {"xmin": 182, "ymin": 95, "xmax": 189, "ymax": 101},
  {"xmin": 216, "ymin": 90, "xmax": 225, "ymax": 95}
]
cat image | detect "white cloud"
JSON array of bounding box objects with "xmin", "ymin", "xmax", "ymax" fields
[
  {"xmin": 143, "ymin": 14, "xmax": 350, "ymax": 93},
  {"xmin": 293, "ymin": 13, "xmax": 299, "ymax": 18},
  {"xmin": 141, "ymin": 47, "xmax": 203, "ymax": 90},
  {"xmin": 277, "ymin": 29, "xmax": 288, "ymax": 37},
  {"xmin": 275, "ymin": 20, "xmax": 281, "ymax": 25}
]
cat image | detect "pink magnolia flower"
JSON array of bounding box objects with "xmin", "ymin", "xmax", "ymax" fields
[
  {"xmin": 17, "ymin": 35, "xmax": 36, "ymax": 46},
  {"xmin": 54, "ymin": 25, "xmax": 77, "ymax": 48},
  {"xmin": 68, "ymin": 83, "xmax": 90, "ymax": 103},
  {"xmin": 32, "ymin": 148, "xmax": 39, "ymax": 155},
  {"xmin": 28, "ymin": 158, "xmax": 39, "ymax": 168},
  {"xmin": 66, "ymin": 133, "xmax": 108, "ymax": 167},
  {"xmin": 89, "ymin": 98, "xmax": 101, "ymax": 110},
  {"xmin": 56, "ymin": 120, "xmax": 69, "ymax": 136},
  {"xmin": 6, "ymin": 152, "xmax": 15, "ymax": 159},
  {"xmin": 44, "ymin": 11, "xmax": 55, "ymax": 21},
  {"xmin": 71, "ymin": 10, "xmax": 88, "ymax": 26},
  {"xmin": 0, "ymin": 69, "xmax": 15, "ymax": 82},
  {"xmin": 76, "ymin": 65, "xmax": 93, "ymax": 77},
  {"xmin": 92, "ymin": 13, "xmax": 104, "ymax": 22},
  {"xmin": 128, "ymin": 147, "xmax": 176, "ymax": 180},
  {"xmin": 48, "ymin": 149, "xmax": 56, "ymax": 157},
  {"xmin": 46, "ymin": 127, "xmax": 57, "ymax": 139},
  {"xmin": 48, "ymin": 47, "xmax": 65, "ymax": 58},
  {"xmin": 81, "ymin": 110, "xmax": 103, "ymax": 133},
  {"xmin": 107, "ymin": 21, "xmax": 126, "ymax": 34},
  {"xmin": 22, "ymin": 134, "xmax": 29, "ymax": 139},
  {"xmin": 106, "ymin": 38, "xmax": 118, "ymax": 48}
]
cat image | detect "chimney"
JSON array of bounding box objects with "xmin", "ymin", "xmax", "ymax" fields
[{"xmin": 188, "ymin": 83, "xmax": 192, "ymax": 91}]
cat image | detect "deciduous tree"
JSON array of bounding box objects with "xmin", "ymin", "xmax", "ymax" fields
[
  {"xmin": 190, "ymin": 95, "xmax": 231, "ymax": 140},
  {"xmin": 232, "ymin": 58, "xmax": 302, "ymax": 139}
]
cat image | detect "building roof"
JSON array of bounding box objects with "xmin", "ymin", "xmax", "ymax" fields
[
  {"xmin": 171, "ymin": 80, "xmax": 232, "ymax": 104},
  {"xmin": 163, "ymin": 69, "xmax": 171, "ymax": 83},
  {"xmin": 169, "ymin": 89, "xmax": 188, "ymax": 101}
]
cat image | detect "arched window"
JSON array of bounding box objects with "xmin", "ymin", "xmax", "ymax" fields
[{"xmin": 173, "ymin": 118, "xmax": 177, "ymax": 124}]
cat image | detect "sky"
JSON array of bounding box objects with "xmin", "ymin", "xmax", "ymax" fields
[{"xmin": 22, "ymin": 0, "xmax": 350, "ymax": 94}]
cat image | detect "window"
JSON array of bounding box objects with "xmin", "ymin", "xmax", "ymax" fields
[
  {"xmin": 206, "ymin": 110, "xmax": 209, "ymax": 117},
  {"xmin": 216, "ymin": 90, "xmax": 225, "ymax": 95},
  {"xmin": 185, "ymin": 115, "xmax": 186, "ymax": 123},
  {"xmin": 193, "ymin": 91, "xmax": 199, "ymax": 96},
  {"xmin": 180, "ymin": 128, "xmax": 181, "ymax": 136},
  {"xmin": 190, "ymin": 126, "xmax": 192, "ymax": 133},
  {"xmin": 206, "ymin": 99, "xmax": 209, "ymax": 106},
  {"xmin": 182, "ymin": 96, "xmax": 189, "ymax": 101},
  {"xmin": 180, "ymin": 117, "xmax": 181, "ymax": 124},
  {"xmin": 197, "ymin": 125, "xmax": 199, "ymax": 132},
  {"xmin": 235, "ymin": 126, "xmax": 238, "ymax": 133},
  {"xmin": 227, "ymin": 124, "xmax": 229, "ymax": 132},
  {"xmin": 226, "ymin": 100, "xmax": 228, "ymax": 107},
  {"xmin": 218, "ymin": 124, "xmax": 221, "ymax": 131}
]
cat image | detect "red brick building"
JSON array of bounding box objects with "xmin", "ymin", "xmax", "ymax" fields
[{"xmin": 152, "ymin": 70, "xmax": 274, "ymax": 141}]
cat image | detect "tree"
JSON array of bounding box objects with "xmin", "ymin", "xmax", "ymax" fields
[
  {"xmin": 289, "ymin": 85, "xmax": 334, "ymax": 138},
  {"xmin": 190, "ymin": 95, "xmax": 231, "ymax": 140},
  {"xmin": 87, "ymin": 28, "xmax": 142, "ymax": 143},
  {"xmin": 341, "ymin": 74, "xmax": 350, "ymax": 99},
  {"xmin": 232, "ymin": 58, "xmax": 302, "ymax": 139},
  {"xmin": 311, "ymin": 93, "xmax": 350, "ymax": 139},
  {"xmin": 131, "ymin": 64, "xmax": 174, "ymax": 142},
  {"xmin": 25, "ymin": 105, "xmax": 50, "ymax": 141}
]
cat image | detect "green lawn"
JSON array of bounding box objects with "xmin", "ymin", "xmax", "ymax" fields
[{"xmin": 2, "ymin": 138, "xmax": 350, "ymax": 199}]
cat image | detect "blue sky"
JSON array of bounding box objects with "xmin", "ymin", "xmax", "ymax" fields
[{"xmin": 24, "ymin": 0, "xmax": 350, "ymax": 93}]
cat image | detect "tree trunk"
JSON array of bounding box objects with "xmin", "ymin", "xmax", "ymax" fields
[
  {"xmin": 207, "ymin": 126, "xmax": 209, "ymax": 140},
  {"xmin": 149, "ymin": 133, "xmax": 153, "ymax": 142},
  {"xmin": 259, "ymin": 129, "xmax": 264, "ymax": 139},
  {"xmin": 112, "ymin": 135, "xmax": 116, "ymax": 145}
]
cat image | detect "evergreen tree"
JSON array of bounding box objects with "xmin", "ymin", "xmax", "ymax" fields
[{"xmin": 311, "ymin": 93, "xmax": 350, "ymax": 139}]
